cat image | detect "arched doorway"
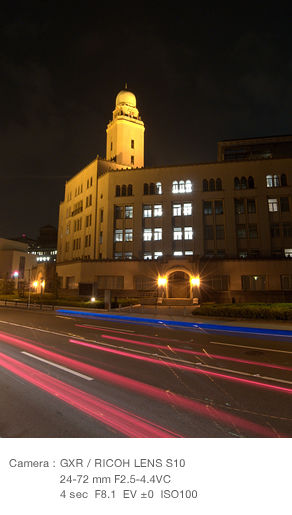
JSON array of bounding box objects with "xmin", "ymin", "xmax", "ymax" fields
[{"xmin": 168, "ymin": 271, "xmax": 190, "ymax": 298}]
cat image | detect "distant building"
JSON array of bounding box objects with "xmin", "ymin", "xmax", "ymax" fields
[
  {"xmin": 0, "ymin": 237, "xmax": 36, "ymax": 283},
  {"xmin": 56, "ymin": 89, "xmax": 292, "ymax": 302}
]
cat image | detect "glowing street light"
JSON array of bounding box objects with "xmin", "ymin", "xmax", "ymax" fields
[
  {"xmin": 158, "ymin": 276, "xmax": 167, "ymax": 287},
  {"xmin": 190, "ymin": 276, "xmax": 200, "ymax": 287}
]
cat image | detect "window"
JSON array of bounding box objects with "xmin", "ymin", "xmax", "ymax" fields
[
  {"xmin": 179, "ymin": 180, "xmax": 185, "ymax": 193},
  {"xmin": 85, "ymin": 234, "xmax": 91, "ymax": 247},
  {"xmin": 125, "ymin": 205, "xmax": 133, "ymax": 218},
  {"xmin": 280, "ymin": 197, "xmax": 290, "ymax": 212},
  {"xmin": 131, "ymin": 156, "xmax": 134, "ymax": 165},
  {"xmin": 156, "ymin": 182, "xmax": 162, "ymax": 194},
  {"xmin": 114, "ymin": 229, "xmax": 123, "ymax": 242},
  {"xmin": 203, "ymin": 179, "xmax": 208, "ymax": 191},
  {"xmin": 234, "ymin": 177, "xmax": 240, "ymax": 190},
  {"xmin": 154, "ymin": 251, "xmax": 163, "ymax": 259},
  {"xmin": 125, "ymin": 228, "xmax": 133, "ymax": 241},
  {"xmin": 143, "ymin": 229, "xmax": 152, "ymax": 241},
  {"xmin": 270, "ymin": 222, "xmax": 280, "ymax": 238},
  {"xmin": 205, "ymin": 275, "xmax": 229, "ymax": 291},
  {"xmin": 154, "ymin": 204, "xmax": 162, "ymax": 217},
  {"xmin": 128, "ymin": 184, "xmax": 133, "ymax": 196},
  {"xmin": 237, "ymin": 225, "xmax": 246, "ymax": 238},
  {"xmin": 241, "ymin": 176, "xmax": 247, "ymax": 189},
  {"xmin": 242, "ymin": 275, "xmax": 267, "ymax": 290},
  {"xmin": 281, "ymin": 174, "xmax": 287, "ymax": 187},
  {"xmin": 115, "ymin": 206, "xmax": 123, "ymax": 219},
  {"xmin": 173, "ymin": 251, "xmax": 183, "ymax": 256},
  {"xmin": 183, "ymin": 202, "xmax": 192, "ymax": 216},
  {"xmin": 215, "ymin": 201, "xmax": 224, "ymax": 215},
  {"xmin": 172, "ymin": 181, "xmax": 178, "ymax": 193},
  {"xmin": 150, "ymin": 182, "xmax": 155, "ymax": 194},
  {"xmin": 131, "ymin": 139, "xmax": 134, "ymax": 149},
  {"xmin": 235, "ymin": 199, "xmax": 244, "ymax": 214},
  {"xmin": 122, "ymin": 184, "xmax": 127, "ymax": 196},
  {"xmin": 114, "ymin": 253, "xmax": 122, "ymax": 259},
  {"xmin": 154, "ymin": 228, "xmax": 162, "ymax": 240},
  {"xmin": 281, "ymin": 275, "xmax": 292, "ymax": 289},
  {"xmin": 266, "ymin": 174, "xmax": 280, "ymax": 187},
  {"xmin": 144, "ymin": 183, "xmax": 149, "ymax": 195},
  {"xmin": 247, "ymin": 199, "xmax": 256, "ymax": 213},
  {"xmin": 185, "ymin": 180, "xmax": 192, "ymax": 192},
  {"xmin": 100, "ymin": 210, "xmax": 103, "ymax": 223},
  {"xmin": 185, "ymin": 250, "xmax": 194, "ymax": 256},
  {"xmin": 173, "ymin": 227, "xmax": 182, "ymax": 240},
  {"xmin": 144, "ymin": 252, "xmax": 152, "ymax": 260},
  {"xmin": 249, "ymin": 224, "xmax": 258, "ymax": 238},
  {"xmin": 216, "ymin": 178, "xmax": 222, "ymax": 191},
  {"xmin": 173, "ymin": 203, "xmax": 182, "ymax": 216},
  {"xmin": 268, "ymin": 198, "xmax": 278, "ymax": 212},
  {"xmin": 248, "ymin": 176, "xmax": 254, "ymax": 188},
  {"xmin": 204, "ymin": 225, "xmax": 213, "ymax": 240},
  {"xmin": 203, "ymin": 201, "xmax": 212, "ymax": 215},
  {"xmin": 283, "ymin": 222, "xmax": 292, "ymax": 237},
  {"xmin": 143, "ymin": 205, "xmax": 152, "ymax": 217},
  {"xmin": 285, "ymin": 249, "xmax": 292, "ymax": 257},
  {"xmin": 99, "ymin": 231, "xmax": 103, "ymax": 244},
  {"xmin": 216, "ymin": 225, "xmax": 225, "ymax": 239},
  {"xmin": 209, "ymin": 179, "xmax": 215, "ymax": 191},
  {"xmin": 184, "ymin": 227, "xmax": 193, "ymax": 240}
]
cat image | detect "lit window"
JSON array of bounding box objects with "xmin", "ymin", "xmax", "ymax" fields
[
  {"xmin": 185, "ymin": 250, "xmax": 193, "ymax": 255},
  {"xmin": 173, "ymin": 203, "xmax": 182, "ymax": 216},
  {"xmin": 114, "ymin": 229, "xmax": 123, "ymax": 242},
  {"xmin": 183, "ymin": 203, "xmax": 192, "ymax": 216},
  {"xmin": 156, "ymin": 182, "xmax": 162, "ymax": 194},
  {"xmin": 154, "ymin": 228, "xmax": 162, "ymax": 240},
  {"xmin": 114, "ymin": 253, "xmax": 122, "ymax": 259},
  {"xmin": 179, "ymin": 180, "xmax": 185, "ymax": 192},
  {"xmin": 172, "ymin": 181, "xmax": 178, "ymax": 193},
  {"xmin": 173, "ymin": 227, "xmax": 182, "ymax": 240},
  {"xmin": 173, "ymin": 251, "xmax": 183, "ymax": 256},
  {"xmin": 125, "ymin": 228, "xmax": 133, "ymax": 242},
  {"xmin": 143, "ymin": 205, "xmax": 152, "ymax": 217},
  {"xmin": 144, "ymin": 252, "xmax": 152, "ymax": 260},
  {"xmin": 184, "ymin": 227, "xmax": 193, "ymax": 240},
  {"xmin": 143, "ymin": 229, "xmax": 152, "ymax": 241},
  {"xmin": 154, "ymin": 204, "xmax": 162, "ymax": 217},
  {"xmin": 274, "ymin": 174, "xmax": 280, "ymax": 187},
  {"xmin": 154, "ymin": 251, "xmax": 163, "ymax": 259},
  {"xmin": 185, "ymin": 180, "xmax": 192, "ymax": 192},
  {"xmin": 268, "ymin": 198, "xmax": 278, "ymax": 212},
  {"xmin": 125, "ymin": 205, "xmax": 133, "ymax": 218},
  {"xmin": 125, "ymin": 252, "xmax": 132, "ymax": 259}
]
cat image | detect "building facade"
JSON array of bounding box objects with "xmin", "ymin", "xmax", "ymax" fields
[{"xmin": 56, "ymin": 89, "xmax": 292, "ymax": 303}]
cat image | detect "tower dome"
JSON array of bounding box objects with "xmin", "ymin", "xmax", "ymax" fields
[{"xmin": 115, "ymin": 89, "xmax": 136, "ymax": 108}]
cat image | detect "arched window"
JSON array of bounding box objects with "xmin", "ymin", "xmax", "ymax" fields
[
  {"xmin": 172, "ymin": 181, "xmax": 178, "ymax": 193},
  {"xmin": 241, "ymin": 176, "xmax": 247, "ymax": 189},
  {"xmin": 116, "ymin": 185, "xmax": 120, "ymax": 196},
  {"xmin": 128, "ymin": 184, "xmax": 133, "ymax": 196},
  {"xmin": 248, "ymin": 176, "xmax": 254, "ymax": 189},
  {"xmin": 281, "ymin": 173, "xmax": 287, "ymax": 187},
  {"xmin": 185, "ymin": 180, "xmax": 192, "ymax": 192},
  {"xmin": 156, "ymin": 182, "xmax": 162, "ymax": 194},
  {"xmin": 216, "ymin": 178, "xmax": 222, "ymax": 191},
  {"xmin": 209, "ymin": 179, "xmax": 215, "ymax": 191},
  {"xmin": 203, "ymin": 179, "xmax": 208, "ymax": 191},
  {"xmin": 144, "ymin": 183, "xmax": 149, "ymax": 195},
  {"xmin": 266, "ymin": 175, "xmax": 273, "ymax": 187},
  {"xmin": 273, "ymin": 174, "xmax": 280, "ymax": 187},
  {"xmin": 179, "ymin": 180, "xmax": 185, "ymax": 192},
  {"xmin": 150, "ymin": 182, "xmax": 155, "ymax": 194},
  {"xmin": 234, "ymin": 177, "xmax": 240, "ymax": 190},
  {"xmin": 122, "ymin": 184, "xmax": 127, "ymax": 196}
]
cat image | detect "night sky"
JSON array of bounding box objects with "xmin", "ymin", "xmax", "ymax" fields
[{"xmin": 1, "ymin": 1, "xmax": 292, "ymax": 239}]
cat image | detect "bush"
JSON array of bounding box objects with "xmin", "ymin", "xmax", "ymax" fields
[{"xmin": 192, "ymin": 303, "xmax": 292, "ymax": 320}]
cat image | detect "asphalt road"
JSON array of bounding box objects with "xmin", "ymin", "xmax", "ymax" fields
[{"xmin": 0, "ymin": 306, "xmax": 291, "ymax": 438}]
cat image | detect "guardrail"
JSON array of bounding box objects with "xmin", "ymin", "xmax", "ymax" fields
[{"xmin": 0, "ymin": 299, "xmax": 55, "ymax": 310}]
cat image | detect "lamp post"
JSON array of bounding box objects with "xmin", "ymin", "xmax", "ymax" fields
[
  {"xmin": 158, "ymin": 275, "xmax": 167, "ymax": 302},
  {"xmin": 13, "ymin": 271, "xmax": 19, "ymax": 292}
]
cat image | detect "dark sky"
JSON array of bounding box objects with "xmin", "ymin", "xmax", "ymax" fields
[{"xmin": 1, "ymin": 1, "xmax": 292, "ymax": 239}]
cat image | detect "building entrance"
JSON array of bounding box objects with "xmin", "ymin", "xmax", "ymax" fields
[{"xmin": 168, "ymin": 271, "xmax": 190, "ymax": 298}]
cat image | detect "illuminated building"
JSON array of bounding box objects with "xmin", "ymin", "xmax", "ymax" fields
[{"xmin": 56, "ymin": 89, "xmax": 292, "ymax": 302}]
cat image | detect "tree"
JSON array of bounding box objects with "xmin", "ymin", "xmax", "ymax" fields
[
  {"xmin": 0, "ymin": 273, "xmax": 15, "ymax": 295},
  {"xmin": 51, "ymin": 273, "xmax": 62, "ymax": 298}
]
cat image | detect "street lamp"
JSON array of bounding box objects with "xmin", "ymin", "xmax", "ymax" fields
[
  {"xmin": 190, "ymin": 276, "xmax": 200, "ymax": 304},
  {"xmin": 13, "ymin": 271, "xmax": 19, "ymax": 291}
]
